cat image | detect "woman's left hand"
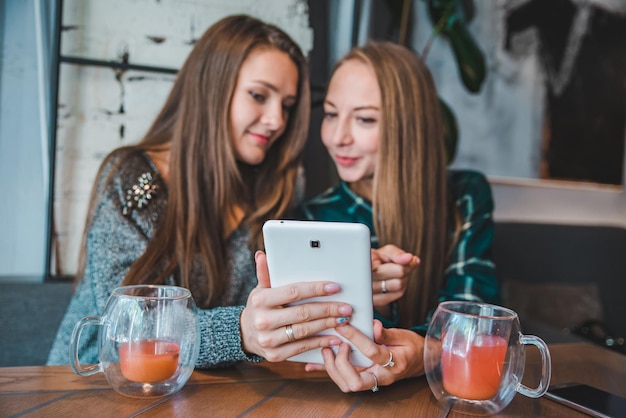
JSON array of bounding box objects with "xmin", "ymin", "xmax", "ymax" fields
[
  {"xmin": 305, "ymin": 320, "xmax": 425, "ymax": 393},
  {"xmin": 371, "ymin": 245, "xmax": 419, "ymax": 310}
]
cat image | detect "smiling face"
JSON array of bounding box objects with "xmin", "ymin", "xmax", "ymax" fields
[
  {"xmin": 230, "ymin": 47, "xmax": 299, "ymax": 165},
  {"xmin": 321, "ymin": 59, "xmax": 381, "ymax": 194}
]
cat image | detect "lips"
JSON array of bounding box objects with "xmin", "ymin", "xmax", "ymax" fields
[
  {"xmin": 335, "ymin": 155, "xmax": 359, "ymax": 167},
  {"xmin": 248, "ymin": 132, "xmax": 270, "ymax": 146}
]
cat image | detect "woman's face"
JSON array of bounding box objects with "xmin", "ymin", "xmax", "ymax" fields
[
  {"xmin": 230, "ymin": 47, "xmax": 299, "ymax": 165},
  {"xmin": 321, "ymin": 59, "xmax": 381, "ymax": 183}
]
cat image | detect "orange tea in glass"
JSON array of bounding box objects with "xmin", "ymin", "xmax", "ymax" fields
[
  {"xmin": 119, "ymin": 339, "xmax": 180, "ymax": 383},
  {"xmin": 70, "ymin": 285, "xmax": 199, "ymax": 398},
  {"xmin": 424, "ymin": 302, "xmax": 551, "ymax": 415},
  {"xmin": 441, "ymin": 334, "xmax": 508, "ymax": 400}
]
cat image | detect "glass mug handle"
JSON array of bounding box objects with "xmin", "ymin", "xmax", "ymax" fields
[
  {"xmin": 70, "ymin": 316, "xmax": 104, "ymax": 376},
  {"xmin": 516, "ymin": 334, "xmax": 552, "ymax": 398}
]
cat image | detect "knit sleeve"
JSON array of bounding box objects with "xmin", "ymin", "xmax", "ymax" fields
[
  {"xmin": 195, "ymin": 306, "xmax": 262, "ymax": 368},
  {"xmin": 48, "ymin": 151, "xmax": 262, "ymax": 368},
  {"xmin": 47, "ymin": 154, "xmax": 154, "ymax": 365}
]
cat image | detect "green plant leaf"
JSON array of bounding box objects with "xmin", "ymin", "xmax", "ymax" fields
[
  {"xmin": 427, "ymin": 0, "xmax": 458, "ymax": 34},
  {"xmin": 460, "ymin": 0, "xmax": 475, "ymax": 23},
  {"xmin": 439, "ymin": 98, "xmax": 459, "ymax": 164},
  {"xmin": 447, "ymin": 20, "xmax": 486, "ymax": 93},
  {"xmin": 427, "ymin": 0, "xmax": 485, "ymax": 93}
]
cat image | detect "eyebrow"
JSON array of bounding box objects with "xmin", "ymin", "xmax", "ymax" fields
[{"xmin": 324, "ymin": 99, "xmax": 379, "ymax": 111}]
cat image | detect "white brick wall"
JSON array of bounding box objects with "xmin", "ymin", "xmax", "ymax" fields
[{"xmin": 53, "ymin": 0, "xmax": 313, "ymax": 275}]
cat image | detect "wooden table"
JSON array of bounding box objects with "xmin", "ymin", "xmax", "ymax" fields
[{"xmin": 1, "ymin": 342, "xmax": 624, "ymax": 417}]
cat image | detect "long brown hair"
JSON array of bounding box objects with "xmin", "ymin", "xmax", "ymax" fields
[
  {"xmin": 335, "ymin": 42, "xmax": 448, "ymax": 327},
  {"xmin": 76, "ymin": 15, "xmax": 310, "ymax": 309}
]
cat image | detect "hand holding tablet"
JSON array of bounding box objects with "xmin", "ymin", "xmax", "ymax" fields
[{"xmin": 262, "ymin": 220, "xmax": 374, "ymax": 367}]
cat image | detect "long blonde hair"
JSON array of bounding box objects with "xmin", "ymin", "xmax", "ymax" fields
[
  {"xmin": 77, "ymin": 15, "xmax": 310, "ymax": 309},
  {"xmin": 335, "ymin": 42, "xmax": 448, "ymax": 327}
]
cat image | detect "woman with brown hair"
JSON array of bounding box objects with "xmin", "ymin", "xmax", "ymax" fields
[
  {"xmin": 292, "ymin": 41, "xmax": 499, "ymax": 391},
  {"xmin": 48, "ymin": 15, "xmax": 352, "ymax": 368}
]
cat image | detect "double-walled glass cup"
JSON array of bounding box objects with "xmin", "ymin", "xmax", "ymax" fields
[
  {"xmin": 70, "ymin": 285, "xmax": 199, "ymax": 398},
  {"xmin": 424, "ymin": 301, "xmax": 551, "ymax": 415}
]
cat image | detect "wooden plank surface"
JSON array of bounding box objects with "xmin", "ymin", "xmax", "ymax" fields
[{"xmin": 1, "ymin": 343, "xmax": 624, "ymax": 417}]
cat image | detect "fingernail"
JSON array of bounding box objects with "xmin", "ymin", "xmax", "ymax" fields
[
  {"xmin": 336, "ymin": 316, "xmax": 350, "ymax": 324},
  {"xmin": 324, "ymin": 283, "xmax": 340, "ymax": 293},
  {"xmin": 338, "ymin": 305, "xmax": 352, "ymax": 315},
  {"xmin": 329, "ymin": 338, "xmax": 341, "ymax": 345}
]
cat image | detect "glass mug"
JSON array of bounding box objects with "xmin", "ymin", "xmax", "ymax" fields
[
  {"xmin": 70, "ymin": 285, "xmax": 200, "ymax": 398},
  {"xmin": 424, "ymin": 301, "xmax": 551, "ymax": 415}
]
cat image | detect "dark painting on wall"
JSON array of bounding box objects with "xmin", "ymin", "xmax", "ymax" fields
[
  {"xmin": 406, "ymin": 1, "xmax": 625, "ymax": 188},
  {"xmin": 505, "ymin": 0, "xmax": 626, "ymax": 186}
]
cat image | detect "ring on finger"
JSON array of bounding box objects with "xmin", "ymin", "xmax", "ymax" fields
[
  {"xmin": 381, "ymin": 280, "xmax": 388, "ymax": 294},
  {"xmin": 382, "ymin": 351, "xmax": 395, "ymax": 368},
  {"xmin": 368, "ymin": 371, "xmax": 379, "ymax": 392},
  {"xmin": 285, "ymin": 324, "xmax": 296, "ymax": 343}
]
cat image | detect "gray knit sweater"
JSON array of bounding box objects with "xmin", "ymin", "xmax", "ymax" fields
[{"xmin": 47, "ymin": 149, "xmax": 262, "ymax": 368}]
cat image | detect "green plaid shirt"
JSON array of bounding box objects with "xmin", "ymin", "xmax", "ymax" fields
[{"xmin": 295, "ymin": 170, "xmax": 499, "ymax": 333}]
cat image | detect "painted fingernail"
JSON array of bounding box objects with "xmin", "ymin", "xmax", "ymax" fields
[
  {"xmin": 338, "ymin": 305, "xmax": 352, "ymax": 315},
  {"xmin": 336, "ymin": 316, "xmax": 350, "ymax": 324},
  {"xmin": 324, "ymin": 283, "xmax": 340, "ymax": 293}
]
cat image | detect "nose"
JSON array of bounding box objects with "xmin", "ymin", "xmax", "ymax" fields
[
  {"xmin": 260, "ymin": 103, "xmax": 285, "ymax": 131},
  {"xmin": 330, "ymin": 117, "xmax": 353, "ymax": 146}
]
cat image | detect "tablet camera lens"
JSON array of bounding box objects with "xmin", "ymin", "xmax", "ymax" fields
[{"xmin": 310, "ymin": 240, "xmax": 320, "ymax": 248}]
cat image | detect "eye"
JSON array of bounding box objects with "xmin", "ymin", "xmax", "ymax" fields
[
  {"xmin": 323, "ymin": 111, "xmax": 337, "ymax": 120},
  {"xmin": 357, "ymin": 117, "xmax": 377, "ymax": 124},
  {"xmin": 249, "ymin": 91, "xmax": 266, "ymax": 103},
  {"xmin": 282, "ymin": 102, "xmax": 295, "ymax": 112}
]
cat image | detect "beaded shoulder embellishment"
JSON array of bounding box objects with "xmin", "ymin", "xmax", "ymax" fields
[{"xmin": 122, "ymin": 172, "xmax": 158, "ymax": 216}]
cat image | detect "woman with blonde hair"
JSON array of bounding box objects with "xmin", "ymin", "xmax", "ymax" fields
[
  {"xmin": 291, "ymin": 41, "xmax": 499, "ymax": 391},
  {"xmin": 48, "ymin": 15, "xmax": 353, "ymax": 368}
]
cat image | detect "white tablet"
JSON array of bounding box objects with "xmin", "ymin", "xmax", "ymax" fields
[{"xmin": 262, "ymin": 219, "xmax": 374, "ymax": 367}]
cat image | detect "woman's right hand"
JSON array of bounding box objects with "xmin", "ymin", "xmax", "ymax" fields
[
  {"xmin": 240, "ymin": 251, "xmax": 352, "ymax": 362},
  {"xmin": 305, "ymin": 320, "xmax": 425, "ymax": 392}
]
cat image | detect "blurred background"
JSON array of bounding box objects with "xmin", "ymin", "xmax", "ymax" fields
[{"xmin": 1, "ymin": 0, "xmax": 624, "ymax": 365}]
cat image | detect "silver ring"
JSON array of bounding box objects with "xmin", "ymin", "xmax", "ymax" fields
[
  {"xmin": 368, "ymin": 372, "xmax": 379, "ymax": 392},
  {"xmin": 285, "ymin": 324, "xmax": 296, "ymax": 343},
  {"xmin": 381, "ymin": 280, "xmax": 388, "ymax": 294},
  {"xmin": 382, "ymin": 351, "xmax": 395, "ymax": 368}
]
